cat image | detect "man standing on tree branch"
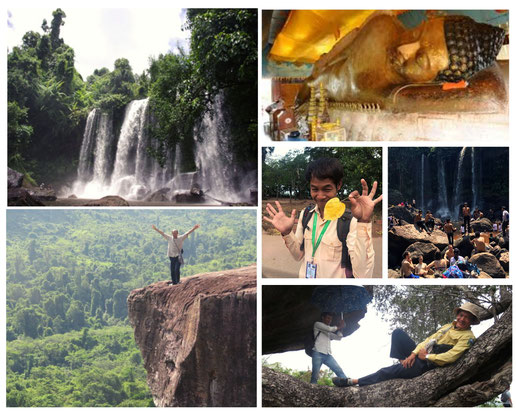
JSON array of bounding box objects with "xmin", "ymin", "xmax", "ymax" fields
[
  {"xmin": 263, "ymin": 157, "xmax": 382, "ymax": 278},
  {"xmin": 334, "ymin": 302, "xmax": 481, "ymax": 387},
  {"xmin": 152, "ymin": 224, "xmax": 200, "ymax": 285}
]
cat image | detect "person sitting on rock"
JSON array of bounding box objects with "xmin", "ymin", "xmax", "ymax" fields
[
  {"xmin": 334, "ymin": 302, "xmax": 480, "ymax": 387},
  {"xmin": 414, "ymin": 210, "xmax": 429, "ymax": 233},
  {"xmin": 310, "ymin": 312, "xmax": 347, "ymax": 384},
  {"xmin": 428, "ymin": 250, "xmax": 449, "ymax": 278},
  {"xmin": 443, "ymin": 219, "xmax": 456, "ymax": 245},
  {"xmin": 445, "ymin": 244, "xmax": 455, "ymax": 261},
  {"xmin": 415, "ymin": 255, "xmax": 430, "ymax": 277},
  {"xmin": 471, "ymin": 231, "xmax": 487, "ymax": 255},
  {"xmin": 450, "ymin": 248, "xmax": 465, "ymax": 266},
  {"xmin": 400, "ymin": 252, "xmax": 418, "ymax": 278},
  {"xmin": 424, "ymin": 211, "xmax": 435, "ymax": 233},
  {"xmin": 152, "ymin": 223, "xmax": 200, "ymax": 285}
]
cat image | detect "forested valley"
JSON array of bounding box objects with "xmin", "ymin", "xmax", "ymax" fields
[{"xmin": 6, "ymin": 209, "xmax": 256, "ymax": 406}]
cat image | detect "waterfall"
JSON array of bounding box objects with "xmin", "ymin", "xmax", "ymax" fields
[
  {"xmin": 436, "ymin": 157, "xmax": 450, "ymax": 218},
  {"xmin": 194, "ymin": 94, "xmax": 256, "ymax": 203},
  {"xmin": 71, "ymin": 98, "xmax": 174, "ymax": 200},
  {"xmin": 69, "ymin": 96, "xmax": 256, "ymax": 203},
  {"xmin": 91, "ymin": 113, "xmax": 114, "ymax": 186},
  {"xmin": 471, "ymin": 148, "xmax": 477, "ymax": 210},
  {"xmin": 452, "ymin": 147, "xmax": 467, "ymax": 220},
  {"xmin": 76, "ymin": 109, "xmax": 99, "ymax": 184},
  {"xmin": 420, "ymin": 154, "xmax": 424, "ymax": 211}
]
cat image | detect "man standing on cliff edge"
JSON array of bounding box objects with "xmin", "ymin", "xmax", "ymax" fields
[{"xmin": 152, "ymin": 224, "xmax": 200, "ymax": 285}]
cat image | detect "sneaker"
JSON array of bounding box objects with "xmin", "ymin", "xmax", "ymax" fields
[{"xmin": 332, "ymin": 377, "xmax": 353, "ymax": 387}]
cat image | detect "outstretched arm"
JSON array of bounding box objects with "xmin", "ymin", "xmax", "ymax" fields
[
  {"xmin": 152, "ymin": 225, "xmax": 167, "ymax": 238},
  {"xmin": 186, "ymin": 224, "xmax": 200, "ymax": 236}
]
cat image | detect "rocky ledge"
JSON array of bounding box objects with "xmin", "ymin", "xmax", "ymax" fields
[{"xmin": 127, "ymin": 265, "xmax": 256, "ymax": 407}]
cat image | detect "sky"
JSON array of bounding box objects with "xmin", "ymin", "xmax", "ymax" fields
[
  {"xmin": 7, "ymin": 8, "xmax": 190, "ymax": 79},
  {"xmin": 263, "ymin": 301, "xmax": 494, "ymax": 380}
]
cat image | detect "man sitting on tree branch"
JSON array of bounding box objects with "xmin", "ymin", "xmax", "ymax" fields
[{"xmin": 334, "ymin": 302, "xmax": 481, "ymax": 387}]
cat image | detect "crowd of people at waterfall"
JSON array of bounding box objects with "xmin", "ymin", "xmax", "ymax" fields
[{"xmin": 389, "ymin": 201, "xmax": 509, "ymax": 279}]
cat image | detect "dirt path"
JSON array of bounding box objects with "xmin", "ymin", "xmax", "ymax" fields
[{"xmin": 262, "ymin": 233, "xmax": 383, "ymax": 278}]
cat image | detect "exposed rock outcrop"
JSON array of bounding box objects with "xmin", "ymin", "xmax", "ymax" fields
[
  {"xmin": 262, "ymin": 286, "xmax": 372, "ymax": 355},
  {"xmin": 8, "ymin": 167, "xmax": 24, "ymax": 188},
  {"xmin": 469, "ymin": 253, "xmax": 507, "ymax": 278},
  {"xmin": 8, "ymin": 187, "xmax": 44, "ymax": 206},
  {"xmin": 127, "ymin": 266, "xmax": 256, "ymax": 407},
  {"xmin": 471, "ymin": 218, "xmax": 493, "ymax": 233}
]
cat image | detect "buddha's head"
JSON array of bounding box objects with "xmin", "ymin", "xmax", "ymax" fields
[{"xmin": 392, "ymin": 15, "xmax": 505, "ymax": 83}]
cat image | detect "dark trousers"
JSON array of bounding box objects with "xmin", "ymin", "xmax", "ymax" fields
[
  {"xmin": 358, "ymin": 329, "xmax": 434, "ymax": 386},
  {"xmin": 169, "ymin": 256, "xmax": 181, "ymax": 284},
  {"xmin": 502, "ymin": 221, "xmax": 509, "ymax": 238},
  {"xmin": 463, "ymin": 215, "xmax": 471, "ymax": 233},
  {"xmin": 447, "ymin": 233, "xmax": 454, "ymax": 245}
]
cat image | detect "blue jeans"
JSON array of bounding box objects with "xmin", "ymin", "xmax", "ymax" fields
[{"xmin": 311, "ymin": 351, "xmax": 347, "ymax": 384}]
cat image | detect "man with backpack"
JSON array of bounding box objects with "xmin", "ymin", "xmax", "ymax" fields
[
  {"xmin": 263, "ymin": 157, "xmax": 382, "ymax": 278},
  {"xmin": 309, "ymin": 312, "xmax": 347, "ymax": 384},
  {"xmin": 152, "ymin": 224, "xmax": 200, "ymax": 285}
]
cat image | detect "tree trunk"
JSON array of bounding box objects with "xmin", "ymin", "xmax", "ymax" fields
[{"xmin": 262, "ymin": 304, "xmax": 511, "ymax": 407}]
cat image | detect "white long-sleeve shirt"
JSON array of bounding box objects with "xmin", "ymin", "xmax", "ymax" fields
[
  {"xmin": 282, "ymin": 205, "xmax": 375, "ymax": 278},
  {"xmin": 313, "ymin": 321, "xmax": 343, "ymax": 355}
]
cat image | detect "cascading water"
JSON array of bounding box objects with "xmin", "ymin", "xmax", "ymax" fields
[
  {"xmin": 436, "ymin": 157, "xmax": 451, "ymax": 218},
  {"xmin": 194, "ymin": 94, "xmax": 256, "ymax": 203},
  {"xmin": 70, "ymin": 98, "xmax": 175, "ymax": 200},
  {"xmin": 69, "ymin": 96, "xmax": 256, "ymax": 203},
  {"xmin": 420, "ymin": 154, "xmax": 424, "ymax": 211},
  {"xmin": 452, "ymin": 147, "xmax": 467, "ymax": 219},
  {"xmin": 471, "ymin": 148, "xmax": 477, "ymax": 210},
  {"xmin": 76, "ymin": 109, "xmax": 99, "ymax": 184}
]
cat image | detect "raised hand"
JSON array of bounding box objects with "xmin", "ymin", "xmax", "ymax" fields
[
  {"xmin": 348, "ymin": 179, "xmax": 382, "ymax": 223},
  {"xmin": 263, "ymin": 201, "xmax": 297, "ymax": 236}
]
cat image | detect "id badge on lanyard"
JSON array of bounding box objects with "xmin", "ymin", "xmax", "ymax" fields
[
  {"xmin": 305, "ymin": 212, "xmax": 330, "ymax": 279},
  {"xmin": 306, "ymin": 261, "xmax": 317, "ymax": 278}
]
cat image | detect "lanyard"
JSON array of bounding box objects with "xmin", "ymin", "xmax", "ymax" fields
[{"xmin": 312, "ymin": 212, "xmax": 331, "ymax": 258}]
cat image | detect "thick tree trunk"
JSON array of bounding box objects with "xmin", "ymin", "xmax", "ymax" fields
[{"xmin": 262, "ymin": 304, "xmax": 511, "ymax": 407}]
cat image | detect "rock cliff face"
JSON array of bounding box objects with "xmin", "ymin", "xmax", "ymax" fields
[{"xmin": 127, "ymin": 265, "xmax": 256, "ymax": 407}]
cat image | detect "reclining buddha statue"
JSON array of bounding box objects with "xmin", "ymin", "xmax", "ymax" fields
[{"xmin": 294, "ymin": 13, "xmax": 507, "ymax": 140}]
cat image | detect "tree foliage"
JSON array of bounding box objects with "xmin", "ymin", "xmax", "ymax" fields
[
  {"xmin": 262, "ymin": 147, "xmax": 382, "ymax": 200},
  {"xmin": 373, "ymin": 285, "xmax": 511, "ymax": 343}
]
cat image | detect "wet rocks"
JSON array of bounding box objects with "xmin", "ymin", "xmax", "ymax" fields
[{"xmin": 85, "ymin": 196, "xmax": 130, "ymax": 206}]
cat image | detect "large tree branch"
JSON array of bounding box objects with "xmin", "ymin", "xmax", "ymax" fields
[{"xmin": 263, "ymin": 304, "xmax": 512, "ymax": 407}]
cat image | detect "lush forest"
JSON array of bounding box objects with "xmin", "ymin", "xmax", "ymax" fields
[
  {"xmin": 8, "ymin": 8, "xmax": 257, "ymax": 186},
  {"xmin": 262, "ymin": 147, "xmax": 382, "ymax": 200},
  {"xmin": 6, "ymin": 209, "xmax": 256, "ymax": 406}
]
